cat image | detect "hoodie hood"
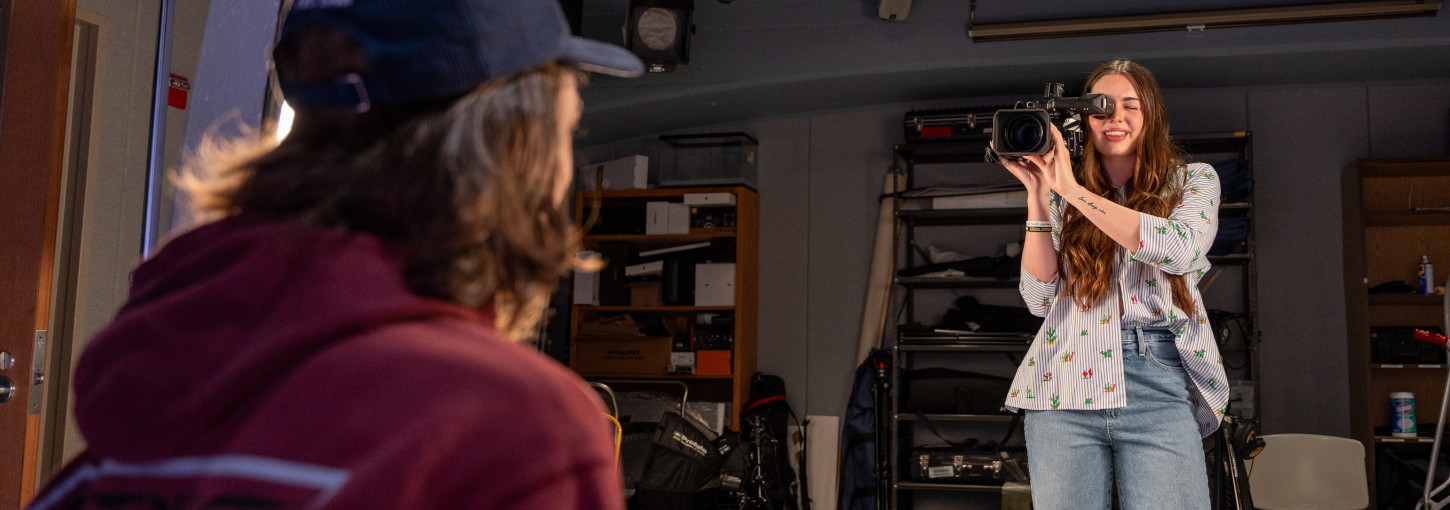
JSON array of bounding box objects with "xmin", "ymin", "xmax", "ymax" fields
[{"xmin": 74, "ymin": 215, "xmax": 484, "ymax": 461}]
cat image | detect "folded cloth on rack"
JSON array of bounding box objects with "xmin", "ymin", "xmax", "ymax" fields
[
  {"xmin": 1208, "ymin": 216, "xmax": 1250, "ymax": 255},
  {"xmin": 1215, "ymin": 158, "xmax": 1253, "ymax": 203},
  {"xmin": 936, "ymin": 296, "xmax": 1044, "ymax": 334},
  {"xmin": 898, "ymin": 255, "xmax": 1019, "ymax": 279}
]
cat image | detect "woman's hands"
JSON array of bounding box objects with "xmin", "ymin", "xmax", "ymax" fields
[{"xmin": 1000, "ymin": 124, "xmax": 1079, "ymax": 197}]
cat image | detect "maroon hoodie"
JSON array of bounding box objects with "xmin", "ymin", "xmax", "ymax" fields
[{"xmin": 30, "ymin": 215, "xmax": 623, "ymax": 509}]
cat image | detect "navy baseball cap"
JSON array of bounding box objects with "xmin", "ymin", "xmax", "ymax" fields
[{"xmin": 277, "ymin": 0, "xmax": 644, "ymax": 112}]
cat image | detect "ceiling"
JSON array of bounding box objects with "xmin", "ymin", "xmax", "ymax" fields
[{"xmin": 573, "ymin": 0, "xmax": 1450, "ymax": 145}]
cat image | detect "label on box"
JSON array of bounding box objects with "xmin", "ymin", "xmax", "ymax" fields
[{"xmin": 927, "ymin": 466, "xmax": 954, "ymax": 479}]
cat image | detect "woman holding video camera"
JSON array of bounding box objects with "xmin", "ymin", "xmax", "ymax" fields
[{"xmin": 996, "ymin": 59, "xmax": 1226, "ymax": 510}]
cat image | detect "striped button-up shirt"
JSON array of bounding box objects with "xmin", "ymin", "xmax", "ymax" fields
[{"xmin": 1003, "ymin": 162, "xmax": 1230, "ymax": 437}]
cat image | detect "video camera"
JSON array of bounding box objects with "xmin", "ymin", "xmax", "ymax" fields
[{"xmin": 986, "ymin": 83, "xmax": 1114, "ymax": 163}]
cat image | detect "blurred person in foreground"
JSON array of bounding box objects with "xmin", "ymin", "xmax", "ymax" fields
[{"xmin": 29, "ymin": 1, "xmax": 642, "ymax": 508}]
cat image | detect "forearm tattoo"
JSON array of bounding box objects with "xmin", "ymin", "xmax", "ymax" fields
[{"xmin": 1077, "ymin": 195, "xmax": 1108, "ymax": 215}]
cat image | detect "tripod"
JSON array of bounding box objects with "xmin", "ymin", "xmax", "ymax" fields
[{"xmin": 734, "ymin": 415, "xmax": 775, "ymax": 510}]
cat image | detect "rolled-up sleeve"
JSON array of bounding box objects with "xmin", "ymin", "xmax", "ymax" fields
[
  {"xmin": 1132, "ymin": 163, "xmax": 1220, "ymax": 275},
  {"xmin": 1020, "ymin": 190, "xmax": 1064, "ymax": 317},
  {"xmin": 1019, "ymin": 267, "xmax": 1057, "ymax": 317}
]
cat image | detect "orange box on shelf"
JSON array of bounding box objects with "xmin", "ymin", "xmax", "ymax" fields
[
  {"xmin": 696, "ymin": 349, "xmax": 732, "ymax": 375},
  {"xmin": 573, "ymin": 336, "xmax": 671, "ymax": 375}
]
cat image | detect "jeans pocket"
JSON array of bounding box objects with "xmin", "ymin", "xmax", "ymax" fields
[{"xmin": 1146, "ymin": 342, "xmax": 1187, "ymax": 372}]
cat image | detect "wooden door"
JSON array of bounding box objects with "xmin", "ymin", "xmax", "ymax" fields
[{"xmin": 0, "ymin": 0, "xmax": 76, "ymax": 507}]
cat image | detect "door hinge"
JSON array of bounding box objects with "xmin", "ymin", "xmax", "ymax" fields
[{"xmin": 30, "ymin": 330, "xmax": 46, "ymax": 415}]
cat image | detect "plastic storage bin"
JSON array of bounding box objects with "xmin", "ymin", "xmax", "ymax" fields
[{"xmin": 658, "ymin": 132, "xmax": 758, "ymax": 189}]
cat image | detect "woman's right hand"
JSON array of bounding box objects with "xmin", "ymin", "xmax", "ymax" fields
[{"xmin": 993, "ymin": 142, "xmax": 1047, "ymax": 194}]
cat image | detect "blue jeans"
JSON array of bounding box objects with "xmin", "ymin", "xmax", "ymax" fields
[{"xmin": 1023, "ymin": 327, "xmax": 1210, "ymax": 510}]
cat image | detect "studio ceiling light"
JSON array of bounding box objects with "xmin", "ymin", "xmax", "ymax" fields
[{"xmin": 969, "ymin": 0, "xmax": 1440, "ymax": 42}]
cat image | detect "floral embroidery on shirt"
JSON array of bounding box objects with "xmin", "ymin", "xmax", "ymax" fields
[
  {"xmin": 1104, "ymin": 383, "xmax": 1117, "ymax": 392},
  {"xmin": 1050, "ymin": 394, "xmax": 1061, "ymax": 409},
  {"xmin": 1099, "ymin": 315, "xmax": 1111, "ymax": 324},
  {"xmin": 1194, "ymin": 349, "xmax": 1206, "ymax": 358},
  {"xmin": 1084, "ymin": 398, "xmax": 1093, "ymax": 405},
  {"xmin": 1028, "ymin": 357, "xmax": 1036, "ymax": 367},
  {"xmin": 1046, "ymin": 329, "xmax": 1057, "ymax": 345},
  {"xmin": 1101, "ymin": 349, "xmax": 1113, "ymax": 358},
  {"xmin": 1082, "ymin": 369, "xmax": 1093, "ymax": 379},
  {"xmin": 1043, "ymin": 373, "xmax": 1053, "ymax": 381},
  {"xmin": 1060, "ymin": 352, "xmax": 1075, "ymax": 362}
]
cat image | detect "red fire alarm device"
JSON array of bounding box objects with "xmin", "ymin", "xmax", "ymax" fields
[{"xmin": 168, "ymin": 74, "xmax": 190, "ymax": 110}]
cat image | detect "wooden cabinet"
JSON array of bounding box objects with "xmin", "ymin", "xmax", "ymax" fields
[
  {"xmin": 1343, "ymin": 158, "xmax": 1450, "ymax": 507},
  {"xmin": 568, "ymin": 186, "xmax": 757, "ymax": 431}
]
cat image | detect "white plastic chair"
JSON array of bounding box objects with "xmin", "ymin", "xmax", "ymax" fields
[{"xmin": 1246, "ymin": 433, "xmax": 1369, "ymax": 510}]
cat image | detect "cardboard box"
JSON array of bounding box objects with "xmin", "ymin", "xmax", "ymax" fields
[
  {"xmin": 697, "ymin": 349, "xmax": 732, "ymax": 375},
  {"xmin": 577, "ymin": 155, "xmax": 648, "ymax": 190},
  {"xmin": 573, "ymin": 269, "xmax": 599, "ymax": 305},
  {"xmin": 683, "ymin": 192, "xmax": 736, "ymax": 206},
  {"xmin": 667, "ymin": 203, "xmax": 691, "ymax": 234},
  {"xmin": 695, "ymin": 263, "xmax": 736, "ymax": 306},
  {"xmin": 629, "ymin": 280, "xmax": 662, "ymax": 306},
  {"xmin": 669, "ymin": 352, "xmax": 696, "ymax": 374},
  {"xmin": 646, "ymin": 201, "xmax": 670, "ymax": 235},
  {"xmin": 573, "ymin": 336, "xmax": 671, "ymax": 375}
]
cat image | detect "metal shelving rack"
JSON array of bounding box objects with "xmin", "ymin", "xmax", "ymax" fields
[{"xmin": 887, "ymin": 140, "xmax": 1031, "ymax": 509}]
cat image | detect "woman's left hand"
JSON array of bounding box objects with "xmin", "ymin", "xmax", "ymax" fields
[{"xmin": 1021, "ymin": 124, "xmax": 1079, "ymax": 196}]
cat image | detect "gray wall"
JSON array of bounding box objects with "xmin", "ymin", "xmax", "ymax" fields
[{"xmin": 580, "ymin": 77, "xmax": 1450, "ymax": 438}]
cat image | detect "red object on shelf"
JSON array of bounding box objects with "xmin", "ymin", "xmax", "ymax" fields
[
  {"xmin": 1415, "ymin": 328, "xmax": 1448, "ymax": 346},
  {"xmin": 167, "ymin": 74, "xmax": 190, "ymax": 110},
  {"xmin": 696, "ymin": 350, "xmax": 731, "ymax": 375}
]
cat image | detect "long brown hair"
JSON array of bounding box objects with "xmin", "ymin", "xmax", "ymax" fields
[
  {"xmin": 179, "ymin": 26, "xmax": 589, "ymax": 340},
  {"xmin": 1059, "ymin": 59, "xmax": 1195, "ymax": 314}
]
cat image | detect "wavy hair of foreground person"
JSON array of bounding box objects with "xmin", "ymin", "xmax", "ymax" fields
[
  {"xmin": 179, "ymin": 26, "xmax": 593, "ymax": 341},
  {"xmin": 1058, "ymin": 59, "xmax": 1195, "ymax": 314}
]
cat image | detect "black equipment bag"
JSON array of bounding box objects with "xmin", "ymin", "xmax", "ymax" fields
[
  {"xmin": 632, "ymin": 411, "xmax": 723, "ymax": 510},
  {"xmin": 901, "ymin": 368, "xmax": 1012, "ymax": 414},
  {"xmin": 740, "ymin": 373, "xmax": 802, "ymax": 510},
  {"xmin": 902, "ymin": 107, "xmax": 1007, "ymax": 143}
]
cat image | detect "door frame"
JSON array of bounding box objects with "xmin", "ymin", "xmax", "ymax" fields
[{"xmin": 0, "ymin": 0, "xmax": 76, "ymax": 507}]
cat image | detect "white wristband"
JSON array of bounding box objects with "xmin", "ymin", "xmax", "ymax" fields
[{"xmin": 1025, "ymin": 221, "xmax": 1052, "ymax": 228}]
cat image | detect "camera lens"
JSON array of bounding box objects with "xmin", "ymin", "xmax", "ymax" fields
[{"xmin": 1004, "ymin": 115, "xmax": 1046, "ymax": 153}]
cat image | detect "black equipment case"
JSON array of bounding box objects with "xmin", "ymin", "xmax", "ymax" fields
[
  {"xmin": 909, "ymin": 447, "xmax": 1005, "ymax": 484},
  {"xmin": 902, "ymin": 106, "xmax": 1007, "ymax": 144}
]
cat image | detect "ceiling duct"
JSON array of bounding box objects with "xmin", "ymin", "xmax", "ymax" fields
[{"xmin": 969, "ymin": 0, "xmax": 1440, "ymax": 42}]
